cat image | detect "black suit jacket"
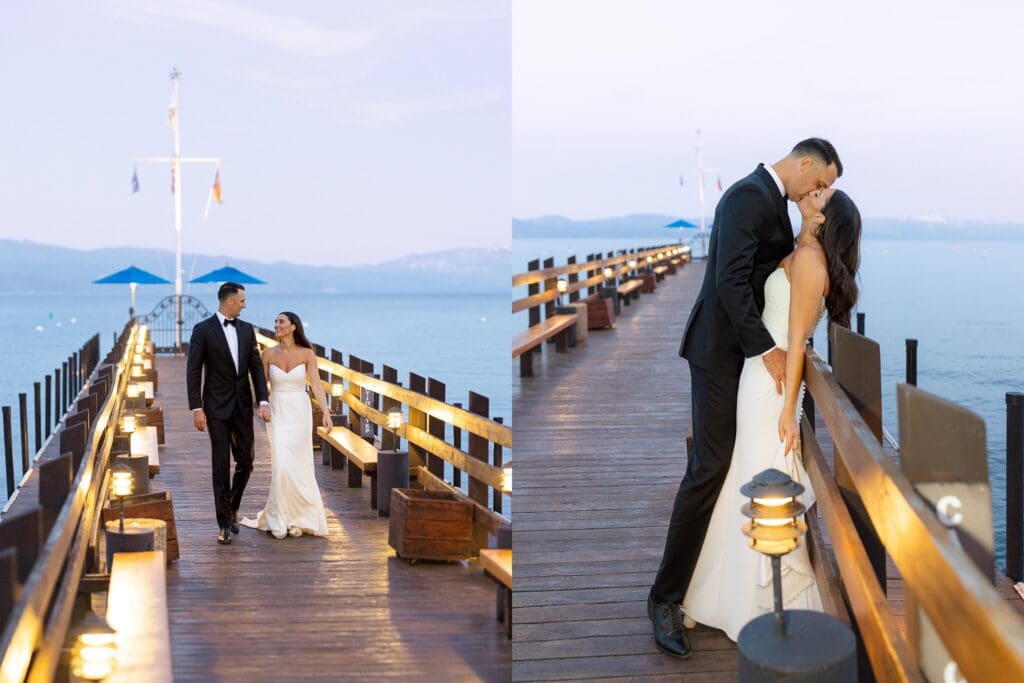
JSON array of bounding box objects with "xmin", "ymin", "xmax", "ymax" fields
[
  {"xmin": 679, "ymin": 164, "xmax": 794, "ymax": 376},
  {"xmin": 186, "ymin": 315, "xmax": 269, "ymax": 421}
]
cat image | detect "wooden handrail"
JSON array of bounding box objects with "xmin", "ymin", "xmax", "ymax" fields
[
  {"xmin": 0, "ymin": 325, "xmax": 137, "ymax": 683},
  {"xmin": 511, "ymin": 245, "xmax": 685, "ymax": 287},
  {"xmin": 256, "ymin": 334, "xmax": 511, "ymax": 449},
  {"xmin": 805, "ymin": 349, "xmax": 1024, "ymax": 681}
]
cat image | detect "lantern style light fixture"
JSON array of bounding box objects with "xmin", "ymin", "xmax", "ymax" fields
[
  {"xmin": 387, "ymin": 408, "xmax": 403, "ymax": 431},
  {"xmin": 130, "ymin": 364, "xmax": 143, "ymax": 378},
  {"xmin": 603, "ymin": 267, "xmax": 614, "ymax": 280},
  {"xmin": 331, "ymin": 383, "xmax": 344, "ymax": 398},
  {"xmin": 501, "ymin": 461, "xmax": 513, "ymax": 494},
  {"xmin": 628, "ymin": 259, "xmax": 638, "ymax": 269},
  {"xmin": 133, "ymin": 353, "xmax": 143, "ymax": 365},
  {"xmin": 556, "ymin": 278, "xmax": 568, "ymax": 294},
  {"xmin": 119, "ymin": 415, "xmax": 137, "ymax": 435},
  {"xmin": 125, "ymin": 384, "xmax": 141, "ymax": 399},
  {"xmin": 646, "ymin": 255, "xmax": 654, "ymax": 264},
  {"xmin": 110, "ymin": 464, "xmax": 134, "ymax": 533},
  {"xmin": 70, "ymin": 612, "xmax": 118, "ymax": 681},
  {"xmin": 740, "ymin": 468, "xmax": 807, "ymax": 633}
]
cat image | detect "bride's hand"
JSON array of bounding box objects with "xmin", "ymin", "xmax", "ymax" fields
[
  {"xmin": 322, "ymin": 412, "xmax": 334, "ymax": 431},
  {"xmin": 778, "ymin": 411, "xmax": 799, "ymax": 456}
]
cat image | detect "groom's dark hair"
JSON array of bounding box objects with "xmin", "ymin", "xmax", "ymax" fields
[
  {"xmin": 218, "ymin": 281, "xmax": 245, "ymax": 302},
  {"xmin": 792, "ymin": 138, "xmax": 843, "ymax": 177}
]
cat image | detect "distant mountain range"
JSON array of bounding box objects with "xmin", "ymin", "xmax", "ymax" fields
[
  {"xmin": 514, "ymin": 214, "xmax": 1024, "ymax": 241},
  {"xmin": 0, "ymin": 240, "xmax": 509, "ymax": 293}
]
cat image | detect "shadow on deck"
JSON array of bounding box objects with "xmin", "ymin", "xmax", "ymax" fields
[{"xmin": 156, "ymin": 356, "xmax": 510, "ymax": 682}]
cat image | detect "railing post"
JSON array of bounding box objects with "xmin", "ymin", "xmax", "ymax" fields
[
  {"xmin": 53, "ymin": 367, "xmax": 61, "ymax": 426},
  {"xmin": 526, "ymin": 259, "xmax": 540, "ymax": 328},
  {"xmin": 542, "ymin": 257, "xmax": 555, "ymax": 321},
  {"xmin": 493, "ymin": 417, "xmax": 504, "ymax": 515},
  {"xmin": 452, "ymin": 402, "xmax": 463, "ymax": 488},
  {"xmin": 426, "ymin": 378, "xmax": 446, "ymax": 481},
  {"xmin": 407, "ymin": 373, "xmax": 427, "ymax": 471},
  {"xmin": 1008, "ymin": 392, "xmax": 1024, "ymax": 582},
  {"xmin": 2, "ymin": 408, "xmax": 13, "ymax": 500},
  {"xmin": 44, "ymin": 375, "xmax": 52, "ymax": 438},
  {"xmin": 62, "ymin": 361, "xmax": 68, "ymax": 412},
  {"xmin": 906, "ymin": 339, "xmax": 918, "ymax": 386},
  {"xmin": 33, "ymin": 382, "xmax": 41, "ymax": 455},
  {"xmin": 856, "ymin": 312, "xmax": 865, "ymax": 336},
  {"xmin": 18, "ymin": 394, "xmax": 29, "ymax": 475},
  {"xmin": 467, "ymin": 391, "xmax": 490, "ymax": 554},
  {"xmin": 567, "ymin": 256, "xmax": 579, "ymax": 303},
  {"xmin": 802, "ymin": 339, "xmax": 815, "ymax": 435}
]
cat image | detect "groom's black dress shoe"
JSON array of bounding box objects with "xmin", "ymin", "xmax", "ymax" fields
[
  {"xmin": 647, "ymin": 591, "xmax": 692, "ymax": 660},
  {"xmin": 230, "ymin": 512, "xmax": 240, "ymax": 535},
  {"xmin": 217, "ymin": 528, "xmax": 232, "ymax": 545}
]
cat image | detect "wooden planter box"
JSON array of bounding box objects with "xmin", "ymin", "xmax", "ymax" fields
[
  {"xmin": 103, "ymin": 490, "xmax": 179, "ymax": 562},
  {"xmin": 388, "ymin": 489, "xmax": 473, "ymax": 562}
]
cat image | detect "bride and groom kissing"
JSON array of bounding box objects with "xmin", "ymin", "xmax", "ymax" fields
[
  {"xmin": 186, "ymin": 282, "xmax": 332, "ymax": 545},
  {"xmin": 647, "ymin": 139, "xmax": 864, "ymax": 658}
]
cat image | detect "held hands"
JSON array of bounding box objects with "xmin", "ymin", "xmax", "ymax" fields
[
  {"xmin": 258, "ymin": 405, "xmax": 272, "ymax": 423},
  {"xmin": 762, "ymin": 348, "xmax": 787, "ymax": 395},
  {"xmin": 778, "ymin": 411, "xmax": 799, "ymax": 456},
  {"xmin": 193, "ymin": 409, "xmax": 207, "ymax": 432}
]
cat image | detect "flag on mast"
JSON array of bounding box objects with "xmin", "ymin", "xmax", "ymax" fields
[
  {"xmin": 168, "ymin": 92, "xmax": 178, "ymax": 131},
  {"xmin": 131, "ymin": 166, "xmax": 140, "ymax": 193},
  {"xmin": 203, "ymin": 168, "xmax": 223, "ymax": 220}
]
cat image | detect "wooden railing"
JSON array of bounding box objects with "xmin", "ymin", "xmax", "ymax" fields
[
  {"xmin": 512, "ymin": 244, "xmax": 688, "ymax": 314},
  {"xmin": 800, "ymin": 325, "xmax": 1024, "ymax": 681},
  {"xmin": 256, "ymin": 333, "xmax": 512, "ymax": 548},
  {"xmin": 0, "ymin": 322, "xmax": 137, "ymax": 682}
]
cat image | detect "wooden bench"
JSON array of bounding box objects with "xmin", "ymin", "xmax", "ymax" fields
[
  {"xmin": 616, "ymin": 279, "xmax": 643, "ymax": 305},
  {"xmin": 318, "ymin": 425, "xmax": 380, "ymax": 509},
  {"xmin": 582, "ymin": 292, "xmax": 616, "ymax": 329},
  {"xmin": 512, "ymin": 313, "xmax": 577, "ymax": 377},
  {"xmin": 105, "ymin": 551, "xmax": 172, "ymax": 682},
  {"xmin": 653, "ymin": 265, "xmax": 669, "ymax": 281},
  {"xmin": 480, "ymin": 548, "xmax": 512, "ymax": 638}
]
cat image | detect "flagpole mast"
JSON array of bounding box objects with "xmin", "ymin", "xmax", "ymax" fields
[
  {"xmin": 170, "ymin": 66, "xmax": 184, "ymax": 351},
  {"xmin": 696, "ymin": 130, "xmax": 706, "ymax": 257}
]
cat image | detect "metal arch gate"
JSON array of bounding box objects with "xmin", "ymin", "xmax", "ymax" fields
[{"xmin": 138, "ymin": 295, "xmax": 212, "ymax": 352}]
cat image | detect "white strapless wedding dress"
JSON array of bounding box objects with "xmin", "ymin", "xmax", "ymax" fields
[
  {"xmin": 681, "ymin": 267, "xmax": 823, "ymax": 641},
  {"xmin": 240, "ymin": 365, "xmax": 329, "ymax": 538}
]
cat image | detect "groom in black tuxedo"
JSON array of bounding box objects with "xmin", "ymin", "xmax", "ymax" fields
[
  {"xmin": 648, "ymin": 139, "xmax": 842, "ymax": 658},
  {"xmin": 187, "ymin": 282, "xmax": 271, "ymax": 545}
]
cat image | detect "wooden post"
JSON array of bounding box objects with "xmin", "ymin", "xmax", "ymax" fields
[
  {"xmin": 803, "ymin": 338, "xmax": 816, "ymax": 435},
  {"xmin": 38, "ymin": 454, "xmax": 72, "ymax": 538},
  {"xmin": 906, "ymin": 339, "xmax": 918, "ymax": 386},
  {"xmin": 1007, "ymin": 392, "xmax": 1024, "ymax": 582},
  {"xmin": 60, "ymin": 421, "xmax": 87, "ymax": 472},
  {"xmin": 44, "ymin": 375, "xmax": 52, "ymax": 439},
  {"xmin": 856, "ymin": 312, "xmax": 865, "ymax": 336},
  {"xmin": 2, "ymin": 407, "xmax": 13, "ymax": 499},
  {"xmin": 567, "ymin": 256, "xmax": 579, "ymax": 303},
  {"xmin": 381, "ymin": 366, "xmax": 400, "ymax": 452},
  {"xmin": 53, "ymin": 367, "xmax": 61, "ymax": 425},
  {"xmin": 33, "ymin": 382, "xmax": 41, "ymax": 455},
  {"xmin": 427, "ymin": 378, "xmax": 446, "ymax": 481},
  {"xmin": 407, "ymin": 373, "xmax": 427, "ymax": 471},
  {"xmin": 0, "ymin": 549, "xmax": 15, "ymax": 628},
  {"xmin": 452, "ymin": 402, "xmax": 463, "ymax": 489},
  {"xmin": 330, "ymin": 349, "xmax": 344, "ymax": 416},
  {"xmin": 493, "ymin": 417, "xmax": 504, "ymax": 514},
  {"xmin": 898, "ymin": 383, "xmax": 991, "ymax": 680},
  {"xmin": 0, "ymin": 506, "xmax": 42, "ymax": 583},
  {"xmin": 527, "ymin": 259, "xmax": 540, "ymax": 329},
  {"xmin": 542, "ymin": 257, "xmax": 556, "ymax": 322},
  {"xmin": 18, "ymin": 394, "xmax": 29, "ymax": 474},
  {"xmin": 467, "ymin": 391, "xmax": 490, "ymax": 554}
]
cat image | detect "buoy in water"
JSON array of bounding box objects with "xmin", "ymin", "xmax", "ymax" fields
[
  {"xmin": 35, "ymin": 325, "xmax": 44, "ymax": 332},
  {"xmin": 480, "ymin": 317, "xmax": 487, "ymax": 323}
]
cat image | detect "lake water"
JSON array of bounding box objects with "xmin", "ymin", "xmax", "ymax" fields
[
  {"xmin": 515, "ymin": 236, "xmax": 1024, "ymax": 571},
  {"xmin": 0, "ymin": 287, "xmax": 512, "ymax": 506}
]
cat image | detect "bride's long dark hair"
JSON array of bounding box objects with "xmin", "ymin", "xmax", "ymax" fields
[
  {"xmin": 280, "ymin": 311, "xmax": 313, "ymax": 349},
  {"xmin": 818, "ymin": 190, "xmax": 862, "ymax": 329}
]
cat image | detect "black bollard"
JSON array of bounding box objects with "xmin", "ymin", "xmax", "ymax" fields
[
  {"xmin": 18, "ymin": 394, "xmax": 29, "ymax": 474},
  {"xmin": 452, "ymin": 402, "xmax": 463, "ymax": 488},
  {"xmin": 33, "ymin": 382, "xmax": 41, "ymax": 454},
  {"xmin": 376, "ymin": 450, "xmax": 410, "ymax": 518},
  {"xmin": 493, "ymin": 417, "xmax": 504, "ymax": 514},
  {"xmin": 856, "ymin": 312, "xmax": 865, "ymax": 336},
  {"xmin": 44, "ymin": 375, "xmax": 52, "ymax": 438},
  {"xmin": 1007, "ymin": 392, "xmax": 1024, "ymax": 582},
  {"xmin": 2, "ymin": 408, "xmax": 13, "ymax": 499},
  {"xmin": 738, "ymin": 610, "xmax": 856, "ymax": 681},
  {"xmin": 906, "ymin": 339, "xmax": 918, "ymax": 386}
]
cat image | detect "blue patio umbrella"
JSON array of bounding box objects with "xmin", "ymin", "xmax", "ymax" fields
[
  {"xmin": 664, "ymin": 219, "xmax": 698, "ymax": 229},
  {"xmin": 189, "ymin": 265, "xmax": 266, "ymax": 285},
  {"xmin": 93, "ymin": 265, "xmax": 171, "ymax": 317}
]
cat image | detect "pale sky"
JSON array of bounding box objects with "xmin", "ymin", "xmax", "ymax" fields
[
  {"xmin": 0, "ymin": 1, "xmax": 510, "ymax": 266},
  {"xmin": 512, "ymin": 1, "xmax": 1024, "ymax": 224}
]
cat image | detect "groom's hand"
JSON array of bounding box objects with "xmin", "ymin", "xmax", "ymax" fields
[
  {"xmin": 762, "ymin": 348, "xmax": 787, "ymax": 395},
  {"xmin": 258, "ymin": 405, "xmax": 272, "ymax": 423},
  {"xmin": 192, "ymin": 409, "xmax": 207, "ymax": 432}
]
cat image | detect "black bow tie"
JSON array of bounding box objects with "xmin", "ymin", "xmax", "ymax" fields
[{"xmin": 223, "ymin": 318, "xmax": 236, "ymax": 327}]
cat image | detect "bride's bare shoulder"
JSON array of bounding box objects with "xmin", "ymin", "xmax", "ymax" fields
[{"xmin": 791, "ymin": 244, "xmax": 827, "ymax": 273}]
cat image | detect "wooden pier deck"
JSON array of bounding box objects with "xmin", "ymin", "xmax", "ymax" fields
[
  {"xmin": 156, "ymin": 356, "xmax": 510, "ymax": 681},
  {"xmin": 511, "ymin": 261, "xmax": 1024, "ymax": 681}
]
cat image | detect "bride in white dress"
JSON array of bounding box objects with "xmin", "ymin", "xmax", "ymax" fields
[
  {"xmin": 682, "ymin": 188, "xmax": 862, "ymax": 640},
  {"xmin": 241, "ymin": 312, "xmax": 332, "ymax": 539}
]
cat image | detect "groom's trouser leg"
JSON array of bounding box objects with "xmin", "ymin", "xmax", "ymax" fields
[
  {"xmin": 228, "ymin": 406, "xmax": 255, "ymax": 514},
  {"xmin": 207, "ymin": 416, "xmax": 234, "ymax": 529},
  {"xmin": 651, "ymin": 363, "xmax": 740, "ymax": 605}
]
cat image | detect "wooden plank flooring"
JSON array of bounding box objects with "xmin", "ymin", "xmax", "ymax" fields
[
  {"xmin": 512, "ymin": 261, "xmax": 1024, "ymax": 681},
  {"xmin": 155, "ymin": 356, "xmax": 510, "ymax": 682},
  {"xmin": 512, "ymin": 263, "xmax": 733, "ymax": 681}
]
